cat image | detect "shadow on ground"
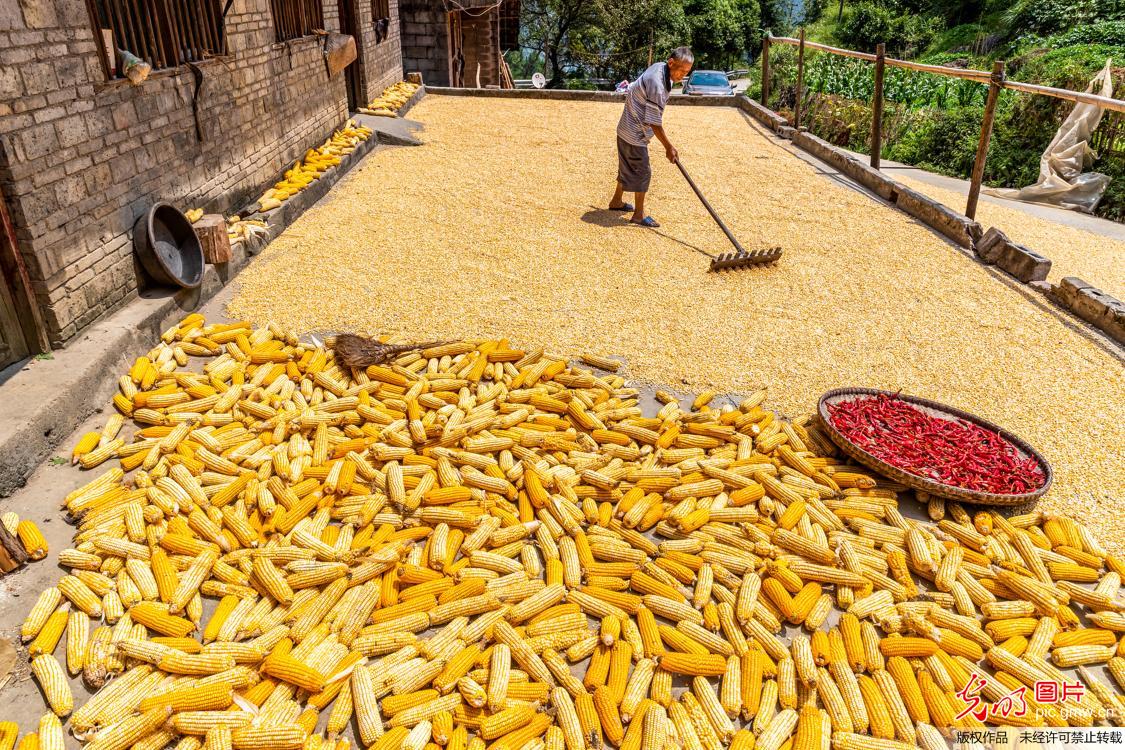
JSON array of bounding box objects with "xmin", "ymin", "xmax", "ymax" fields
[{"xmin": 580, "ymin": 206, "xmax": 712, "ymax": 259}]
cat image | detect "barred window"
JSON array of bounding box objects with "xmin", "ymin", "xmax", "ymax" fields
[
  {"xmin": 86, "ymin": 0, "xmax": 226, "ymax": 79},
  {"xmin": 372, "ymin": 0, "xmax": 390, "ymax": 20},
  {"xmin": 270, "ymin": 0, "xmax": 325, "ymax": 42}
]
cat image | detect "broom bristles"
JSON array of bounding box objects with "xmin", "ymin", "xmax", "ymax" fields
[{"xmin": 330, "ymin": 333, "xmax": 454, "ymax": 369}]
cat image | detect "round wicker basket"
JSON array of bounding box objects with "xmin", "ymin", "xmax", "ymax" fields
[{"xmin": 817, "ymin": 387, "xmax": 1052, "ymax": 507}]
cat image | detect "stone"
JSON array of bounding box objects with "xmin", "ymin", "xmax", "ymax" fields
[
  {"xmin": 838, "ymin": 157, "xmax": 901, "ymax": 202},
  {"xmin": 20, "ymin": 60, "xmax": 57, "ymax": 94},
  {"xmin": 0, "ymin": 64, "xmax": 21, "ymax": 99},
  {"xmin": 975, "ymin": 226, "xmax": 1051, "ymax": 282},
  {"xmin": 995, "ymin": 241, "xmax": 1050, "ymax": 283},
  {"xmin": 0, "ymin": 1, "xmax": 23, "ymax": 31},
  {"xmin": 974, "ymin": 226, "xmax": 1007, "ymax": 263},
  {"xmin": 19, "ymin": 0, "xmax": 57, "ymax": 28},
  {"xmin": 54, "ymin": 115, "xmax": 87, "ymax": 148},
  {"xmin": 894, "ymin": 185, "xmax": 983, "ymax": 249},
  {"xmin": 735, "ymin": 95, "xmax": 787, "ymax": 132},
  {"xmin": 19, "ymin": 121, "xmax": 57, "ymax": 160},
  {"xmin": 1054, "ymin": 277, "xmax": 1125, "ymax": 344}
]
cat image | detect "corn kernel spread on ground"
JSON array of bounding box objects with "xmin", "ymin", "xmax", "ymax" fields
[
  {"xmin": 228, "ymin": 96, "xmax": 1123, "ymax": 547},
  {"xmin": 891, "ymin": 173, "xmax": 1125, "ymax": 299}
]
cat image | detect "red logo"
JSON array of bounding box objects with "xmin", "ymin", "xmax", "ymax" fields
[{"xmin": 956, "ymin": 673, "xmax": 1028, "ymax": 721}]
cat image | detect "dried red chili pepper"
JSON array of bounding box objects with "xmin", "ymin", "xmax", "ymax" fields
[{"xmin": 827, "ymin": 394, "xmax": 1045, "ymax": 495}]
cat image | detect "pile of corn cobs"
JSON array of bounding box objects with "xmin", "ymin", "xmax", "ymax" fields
[{"xmin": 14, "ymin": 314, "xmax": 1125, "ymax": 750}]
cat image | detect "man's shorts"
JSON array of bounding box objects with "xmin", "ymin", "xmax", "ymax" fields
[{"xmin": 617, "ymin": 136, "xmax": 651, "ymax": 193}]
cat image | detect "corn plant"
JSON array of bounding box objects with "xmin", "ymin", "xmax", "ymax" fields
[{"xmin": 802, "ymin": 52, "xmax": 985, "ymax": 110}]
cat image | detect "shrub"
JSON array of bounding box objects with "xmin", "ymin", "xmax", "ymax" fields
[
  {"xmin": 838, "ymin": 3, "xmax": 897, "ymax": 52},
  {"xmin": 1009, "ymin": 43, "xmax": 1125, "ymax": 89},
  {"xmin": 1048, "ymin": 20, "xmax": 1125, "ymax": 48},
  {"xmin": 884, "ymin": 105, "xmax": 983, "ymax": 176},
  {"xmin": 1008, "ymin": 0, "xmax": 1101, "ymax": 36}
]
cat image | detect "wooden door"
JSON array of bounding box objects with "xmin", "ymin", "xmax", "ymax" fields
[
  {"xmin": 0, "ymin": 267, "xmax": 29, "ymax": 370},
  {"xmin": 337, "ymin": 0, "xmax": 366, "ymax": 110}
]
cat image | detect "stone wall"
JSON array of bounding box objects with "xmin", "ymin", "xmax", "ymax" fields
[
  {"xmin": 0, "ymin": 0, "xmax": 400, "ymax": 346},
  {"xmin": 399, "ymin": 0, "xmax": 449, "ymax": 87}
]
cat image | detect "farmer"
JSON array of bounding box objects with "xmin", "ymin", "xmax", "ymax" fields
[{"xmin": 609, "ymin": 47, "xmax": 694, "ymax": 228}]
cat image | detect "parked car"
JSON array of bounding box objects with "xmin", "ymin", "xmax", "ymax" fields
[{"xmin": 681, "ymin": 70, "xmax": 735, "ymax": 96}]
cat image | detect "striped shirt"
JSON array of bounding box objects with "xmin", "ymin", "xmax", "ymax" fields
[{"xmin": 617, "ymin": 63, "xmax": 672, "ymax": 146}]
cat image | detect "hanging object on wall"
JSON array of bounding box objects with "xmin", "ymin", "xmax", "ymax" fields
[
  {"xmin": 119, "ymin": 49, "xmax": 151, "ymax": 85},
  {"xmin": 323, "ymin": 33, "xmax": 358, "ymax": 78},
  {"xmin": 187, "ymin": 62, "xmax": 206, "ymax": 143}
]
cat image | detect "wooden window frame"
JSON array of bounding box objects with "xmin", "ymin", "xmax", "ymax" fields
[
  {"xmin": 85, "ymin": 0, "xmax": 226, "ymax": 80},
  {"xmin": 270, "ymin": 0, "xmax": 325, "ymax": 43}
]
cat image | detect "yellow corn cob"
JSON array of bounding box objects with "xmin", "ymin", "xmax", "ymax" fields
[
  {"xmin": 592, "ymin": 686, "xmax": 624, "ymax": 746},
  {"xmin": 480, "ymin": 703, "xmax": 541, "ymax": 740},
  {"xmin": 1052, "ymin": 644, "xmax": 1114, "ymax": 668},
  {"xmin": 27, "ymin": 607, "xmax": 68, "ymax": 658},
  {"xmin": 22, "ymin": 588, "xmax": 62, "ymax": 641},
  {"xmin": 31, "ymin": 655, "xmax": 72, "ymax": 716},
  {"xmin": 230, "ymin": 726, "xmax": 307, "ymax": 750},
  {"xmin": 658, "ymin": 651, "xmax": 727, "ymax": 676},
  {"xmin": 17, "ymin": 520, "xmax": 48, "ymax": 560},
  {"xmin": 56, "ymin": 575, "xmax": 102, "ymax": 617},
  {"xmin": 792, "ymin": 705, "xmax": 821, "ymax": 750}
]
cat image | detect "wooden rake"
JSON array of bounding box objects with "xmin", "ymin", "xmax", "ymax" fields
[{"xmin": 675, "ymin": 159, "xmax": 782, "ymax": 272}]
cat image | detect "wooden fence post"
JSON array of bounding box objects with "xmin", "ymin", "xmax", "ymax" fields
[
  {"xmin": 870, "ymin": 43, "xmax": 885, "ymax": 169},
  {"xmin": 966, "ymin": 60, "xmax": 1006, "ymax": 220},
  {"xmin": 761, "ymin": 35, "xmax": 771, "ymax": 108},
  {"xmin": 794, "ymin": 27, "xmax": 806, "ymax": 129}
]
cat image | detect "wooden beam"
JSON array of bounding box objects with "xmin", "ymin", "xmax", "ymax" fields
[
  {"xmin": 870, "ymin": 43, "xmax": 885, "ymax": 170},
  {"xmin": 966, "ymin": 61, "xmax": 1006, "ymax": 221},
  {"xmin": 793, "ymin": 27, "xmax": 805, "ymax": 130},
  {"xmin": 760, "ymin": 35, "xmax": 770, "ymax": 108}
]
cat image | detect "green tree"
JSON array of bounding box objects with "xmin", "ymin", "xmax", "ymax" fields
[
  {"xmin": 684, "ymin": 0, "xmax": 762, "ymax": 69},
  {"xmin": 574, "ymin": 0, "xmax": 691, "ymax": 81},
  {"xmin": 760, "ymin": 0, "xmax": 792, "ymax": 38},
  {"xmin": 520, "ymin": 0, "xmax": 602, "ymax": 85}
]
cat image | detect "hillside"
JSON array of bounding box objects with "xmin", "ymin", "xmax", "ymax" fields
[{"xmin": 767, "ymin": 0, "xmax": 1125, "ymax": 220}]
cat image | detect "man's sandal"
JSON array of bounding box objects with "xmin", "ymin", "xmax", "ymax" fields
[
  {"xmin": 608, "ymin": 202, "xmax": 635, "ymax": 212},
  {"xmin": 630, "ymin": 216, "xmax": 660, "ymax": 228}
]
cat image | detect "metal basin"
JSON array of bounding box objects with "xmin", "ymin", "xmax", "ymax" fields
[{"xmin": 132, "ymin": 203, "xmax": 204, "ymax": 289}]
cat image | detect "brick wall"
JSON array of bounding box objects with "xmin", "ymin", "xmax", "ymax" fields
[
  {"xmin": 0, "ymin": 0, "xmax": 400, "ymax": 346},
  {"xmin": 355, "ymin": 0, "xmax": 405, "ymax": 102},
  {"xmin": 460, "ymin": 10, "xmax": 498, "ymax": 89},
  {"xmin": 399, "ymin": 0, "xmax": 449, "ymax": 87}
]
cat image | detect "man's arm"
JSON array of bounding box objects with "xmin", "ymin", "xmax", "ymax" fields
[{"xmin": 650, "ymin": 124, "xmax": 677, "ymax": 163}]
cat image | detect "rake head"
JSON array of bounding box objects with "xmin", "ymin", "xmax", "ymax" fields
[{"xmin": 708, "ymin": 247, "xmax": 783, "ymax": 272}]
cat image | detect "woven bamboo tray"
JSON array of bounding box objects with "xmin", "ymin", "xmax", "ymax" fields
[{"xmin": 817, "ymin": 387, "xmax": 1052, "ymax": 506}]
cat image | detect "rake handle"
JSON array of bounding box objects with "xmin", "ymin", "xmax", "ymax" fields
[{"xmin": 675, "ymin": 159, "xmax": 746, "ymax": 255}]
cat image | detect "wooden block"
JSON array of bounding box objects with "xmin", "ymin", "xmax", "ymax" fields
[
  {"xmin": 194, "ymin": 213, "xmax": 232, "ymax": 264},
  {"xmin": 0, "ymin": 523, "xmax": 27, "ymax": 567},
  {"xmin": 0, "ymin": 545, "xmax": 18, "ymax": 574}
]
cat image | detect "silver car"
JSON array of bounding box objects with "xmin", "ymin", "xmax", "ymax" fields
[{"xmin": 681, "ymin": 70, "xmax": 735, "ymax": 96}]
